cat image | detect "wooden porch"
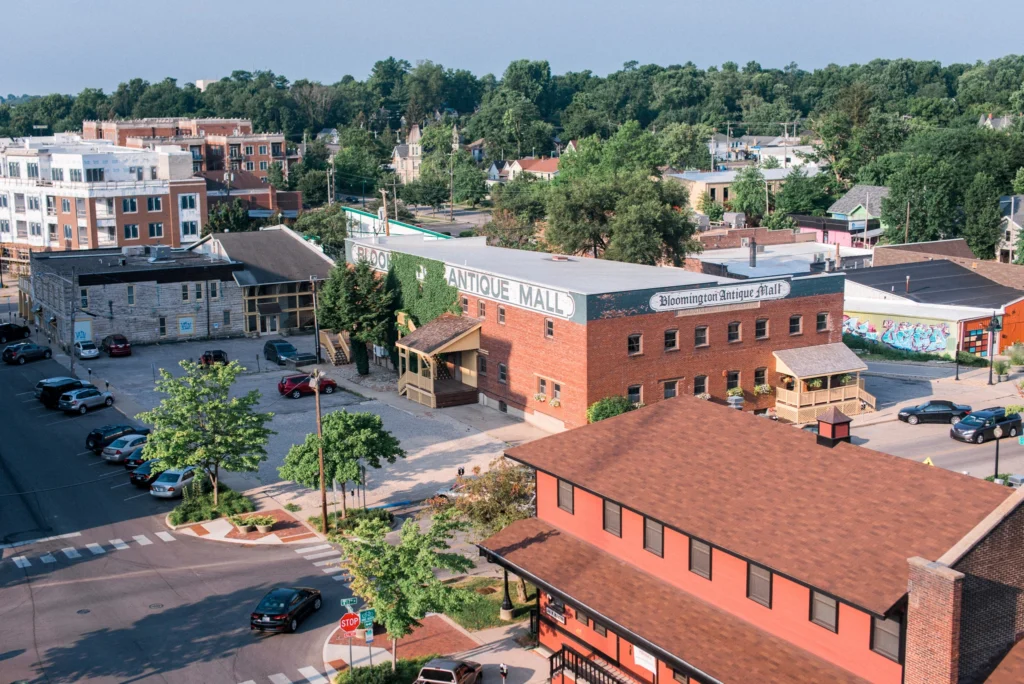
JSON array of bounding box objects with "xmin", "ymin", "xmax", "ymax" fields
[
  {"xmin": 772, "ymin": 343, "xmax": 876, "ymax": 424},
  {"xmin": 396, "ymin": 313, "xmax": 482, "ymax": 410}
]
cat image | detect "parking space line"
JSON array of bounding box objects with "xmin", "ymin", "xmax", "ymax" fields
[
  {"xmin": 124, "ymin": 493, "xmax": 149, "ymax": 501},
  {"xmin": 44, "ymin": 417, "xmax": 81, "ymax": 427},
  {"xmin": 156, "ymin": 532, "xmax": 175, "ymax": 542},
  {"xmin": 89, "ymin": 460, "xmax": 107, "ymax": 466},
  {"xmin": 76, "ymin": 450, "xmax": 94, "ymax": 456},
  {"xmin": 12, "ymin": 556, "xmax": 31, "ymax": 568},
  {"xmin": 62, "ymin": 547, "xmax": 81, "ymax": 559},
  {"xmin": 109, "ymin": 539, "xmax": 129, "ymax": 550},
  {"xmin": 40, "ymin": 554, "xmax": 56, "ymax": 564},
  {"xmin": 331, "ymin": 575, "xmax": 347, "ymax": 581},
  {"xmin": 86, "ymin": 543, "xmax": 105, "ymax": 555},
  {"xmin": 133, "ymin": 535, "xmax": 153, "ymax": 546},
  {"xmin": 295, "ymin": 544, "xmax": 331, "ymax": 554},
  {"xmin": 110, "ymin": 482, "xmax": 130, "ymax": 489},
  {"xmin": 14, "ymin": 391, "xmax": 34, "ymax": 396},
  {"xmin": 304, "ymin": 550, "xmax": 341, "ymax": 560}
]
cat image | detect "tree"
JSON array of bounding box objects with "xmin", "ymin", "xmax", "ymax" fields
[
  {"xmin": 659, "ymin": 122, "xmax": 713, "ymax": 170},
  {"xmin": 203, "ymin": 199, "xmax": 253, "ymax": 236},
  {"xmin": 452, "ymin": 457, "xmax": 535, "ymax": 538},
  {"xmin": 730, "ymin": 165, "xmax": 769, "ymax": 224},
  {"xmin": 763, "ymin": 211, "xmax": 797, "ymax": 231},
  {"xmin": 881, "ymin": 156, "xmax": 962, "ymax": 243},
  {"xmin": 586, "ymin": 396, "xmax": 638, "ymax": 423},
  {"xmin": 698, "ymin": 191, "xmax": 724, "ymax": 222},
  {"xmin": 760, "ymin": 155, "xmax": 781, "ymax": 169},
  {"xmin": 279, "ymin": 410, "xmax": 405, "ymax": 517},
  {"xmin": 319, "ymin": 261, "xmax": 395, "ymax": 375},
  {"xmin": 137, "ymin": 361, "xmax": 274, "ymax": 506},
  {"xmin": 341, "ymin": 511, "xmax": 474, "ymax": 670},
  {"xmin": 1013, "ymin": 167, "xmax": 1024, "ymax": 195},
  {"xmin": 294, "ymin": 203, "xmax": 349, "ymax": 259},
  {"xmin": 774, "ymin": 166, "xmax": 830, "ymax": 216},
  {"xmin": 963, "ymin": 172, "xmax": 1003, "ymax": 259},
  {"xmin": 491, "ymin": 175, "xmax": 548, "ymax": 224},
  {"xmin": 266, "ymin": 163, "xmax": 289, "ymax": 191},
  {"xmin": 478, "ymin": 210, "xmax": 539, "ymax": 250},
  {"xmin": 298, "ymin": 169, "xmax": 329, "ymax": 207}
]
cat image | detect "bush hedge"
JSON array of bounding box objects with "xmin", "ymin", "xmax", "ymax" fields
[
  {"xmin": 842, "ymin": 334, "xmax": 989, "ymax": 367},
  {"xmin": 309, "ymin": 507, "xmax": 394, "ymax": 535},
  {"xmin": 168, "ymin": 481, "xmax": 255, "ymax": 526},
  {"xmin": 334, "ymin": 655, "xmax": 439, "ymax": 684}
]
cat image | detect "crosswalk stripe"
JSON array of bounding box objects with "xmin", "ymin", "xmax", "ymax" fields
[
  {"xmin": 109, "ymin": 539, "xmax": 129, "ymax": 550},
  {"xmin": 156, "ymin": 531, "xmax": 176, "ymax": 542},
  {"xmin": 40, "ymin": 554, "xmax": 56, "ymax": 564},
  {"xmin": 62, "ymin": 547, "xmax": 81, "ymax": 559},
  {"xmin": 86, "ymin": 543, "xmax": 105, "ymax": 555},
  {"xmin": 325, "ymin": 666, "xmax": 338, "ymax": 679},
  {"xmin": 268, "ymin": 674, "xmax": 292, "ymax": 684},
  {"xmin": 332, "ymin": 575, "xmax": 347, "ymax": 581},
  {"xmin": 295, "ymin": 544, "xmax": 331, "ymax": 554},
  {"xmin": 304, "ymin": 550, "xmax": 340, "ymax": 561},
  {"xmin": 312, "ymin": 559, "xmax": 340, "ymax": 566},
  {"xmin": 12, "ymin": 556, "xmax": 30, "ymax": 568},
  {"xmin": 133, "ymin": 535, "xmax": 153, "ymax": 546},
  {"xmin": 321, "ymin": 567, "xmax": 345, "ymax": 574},
  {"xmin": 237, "ymin": 681, "xmax": 255, "ymax": 684},
  {"xmin": 298, "ymin": 666, "xmax": 329, "ymax": 683}
]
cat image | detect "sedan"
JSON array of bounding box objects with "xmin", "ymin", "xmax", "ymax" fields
[
  {"xmin": 123, "ymin": 444, "xmax": 149, "ymax": 470},
  {"xmin": 2, "ymin": 342, "xmax": 51, "ymax": 365},
  {"xmin": 129, "ymin": 459, "xmax": 165, "ymax": 487},
  {"xmin": 898, "ymin": 400, "xmax": 972, "ymax": 425},
  {"xmin": 0, "ymin": 323, "xmax": 31, "ymax": 344},
  {"xmin": 149, "ymin": 467, "xmax": 195, "ymax": 498},
  {"xmin": 250, "ymin": 587, "xmax": 323, "ymax": 633},
  {"xmin": 103, "ymin": 434, "xmax": 148, "ymax": 463},
  {"xmin": 74, "ymin": 341, "xmax": 100, "ymax": 359},
  {"xmin": 86, "ymin": 424, "xmax": 149, "ymax": 453},
  {"xmin": 278, "ymin": 374, "xmax": 337, "ymax": 398},
  {"xmin": 100, "ymin": 334, "xmax": 132, "ymax": 357},
  {"xmin": 58, "ymin": 387, "xmax": 114, "ymax": 415},
  {"xmin": 951, "ymin": 408, "xmax": 1023, "ymax": 444}
]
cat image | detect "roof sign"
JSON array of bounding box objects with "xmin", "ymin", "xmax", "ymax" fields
[{"xmin": 650, "ymin": 280, "xmax": 791, "ymax": 312}]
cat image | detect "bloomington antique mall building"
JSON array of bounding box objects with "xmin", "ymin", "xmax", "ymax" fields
[{"xmin": 346, "ymin": 235, "xmax": 872, "ymax": 429}]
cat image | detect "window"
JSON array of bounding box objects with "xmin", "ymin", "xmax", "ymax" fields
[
  {"xmin": 150, "ymin": 166, "xmax": 158, "ymax": 180},
  {"xmin": 553, "ymin": 383, "xmax": 561, "ymax": 400},
  {"xmin": 0, "ymin": 195, "xmax": 6, "ymax": 207},
  {"xmin": 259, "ymin": 145, "xmax": 268, "ymax": 155},
  {"xmin": 181, "ymin": 220, "xmax": 199, "ymax": 237},
  {"xmin": 181, "ymin": 284, "xmax": 190, "ymax": 302},
  {"xmin": 244, "ymin": 145, "xmax": 254, "ymax": 155},
  {"xmin": 603, "ymin": 500, "xmax": 621, "ymax": 537},
  {"xmin": 476, "ymin": 301, "xmax": 486, "ymax": 318},
  {"xmin": 0, "ymin": 220, "xmax": 7, "ymax": 233},
  {"xmin": 7, "ymin": 162, "xmax": 19, "ymax": 177},
  {"xmin": 754, "ymin": 368, "xmax": 767, "ymax": 387},
  {"xmin": 872, "ymin": 616, "xmax": 901, "ymax": 661},
  {"xmin": 695, "ymin": 326, "xmax": 708, "ymax": 347},
  {"xmin": 85, "ymin": 168, "xmax": 104, "ymax": 182},
  {"xmin": 460, "ymin": 296, "xmax": 468, "ymax": 313},
  {"xmin": 26, "ymin": 163, "xmax": 38, "ymax": 178},
  {"xmin": 671, "ymin": 670, "xmax": 689, "ymax": 684},
  {"xmin": 29, "ymin": 222, "xmax": 42, "ymax": 236},
  {"xmin": 538, "ymin": 378, "xmax": 547, "ymax": 396},
  {"xmin": 61, "ymin": 198, "xmax": 70, "ymax": 213},
  {"xmin": 690, "ymin": 539, "xmax": 711, "ymax": 578},
  {"xmin": 627, "ymin": 384, "xmax": 642, "ymax": 404},
  {"xmin": 70, "ymin": 169, "xmax": 83, "ymax": 182},
  {"xmin": 694, "ymin": 375, "xmax": 707, "ymax": 395},
  {"xmin": 747, "ymin": 564, "xmax": 772, "ymax": 607},
  {"xmin": 627, "ymin": 333, "xmax": 642, "ymax": 355},
  {"xmin": 46, "ymin": 196, "xmax": 56, "ymax": 214},
  {"xmin": 557, "ymin": 480, "xmax": 574, "ymax": 513},
  {"xmin": 77, "ymin": 224, "xmax": 88, "ymax": 246},
  {"xmin": 80, "ymin": 288, "xmax": 89, "ymax": 308},
  {"xmin": 128, "ymin": 166, "xmax": 143, "ymax": 180},
  {"xmin": 498, "ymin": 363, "xmax": 507, "ymax": 384},
  {"xmin": 147, "ymin": 197, "xmax": 162, "ymax": 212},
  {"xmin": 498, "ymin": 306, "xmax": 506, "ymax": 324},
  {"xmin": 545, "ymin": 319, "xmax": 554, "ymax": 338},
  {"xmin": 209, "ymin": 281, "xmax": 219, "ymax": 299},
  {"xmin": 158, "ymin": 317, "xmax": 167, "ymax": 336},
  {"xmin": 259, "ymin": 160, "xmax": 268, "ymax": 171},
  {"xmin": 810, "ymin": 591, "xmax": 838, "ymax": 632},
  {"xmin": 755, "ymin": 318, "xmax": 768, "ymax": 339},
  {"xmin": 180, "ymin": 194, "xmax": 196, "ymax": 210},
  {"xmin": 664, "ymin": 380, "xmax": 678, "ymax": 399},
  {"xmin": 478, "ymin": 355, "xmax": 487, "ymax": 375},
  {"xmin": 195, "ymin": 283, "xmax": 203, "ymax": 300},
  {"xmin": 726, "ymin": 371, "xmax": 740, "ymax": 390},
  {"xmin": 63, "ymin": 224, "xmax": 71, "ymax": 239},
  {"xmin": 126, "ymin": 285, "xmax": 135, "ymax": 306},
  {"xmin": 223, "ymin": 310, "xmax": 231, "ymax": 326},
  {"xmin": 48, "ymin": 223, "xmax": 57, "ymax": 238},
  {"xmin": 148, "ymin": 222, "xmax": 163, "ymax": 238},
  {"xmin": 575, "ymin": 609, "xmax": 590, "ymax": 626},
  {"xmin": 664, "ymin": 329, "xmax": 679, "ymax": 350},
  {"xmin": 124, "ymin": 224, "xmax": 139, "ymax": 240},
  {"xmin": 16, "ymin": 221, "xmax": 27, "ymax": 238},
  {"xmin": 593, "ymin": 622, "xmax": 607, "ymax": 637},
  {"xmin": 28, "ymin": 196, "xmax": 40, "ymax": 211},
  {"xmin": 727, "ymin": 321, "xmax": 741, "ymax": 343},
  {"xmin": 245, "ymin": 161, "xmax": 255, "ymax": 171},
  {"xmin": 816, "ymin": 312, "xmax": 829, "ymax": 332},
  {"xmin": 644, "ymin": 518, "xmax": 664, "ymax": 557},
  {"xmin": 14, "ymin": 193, "xmax": 25, "ymax": 212},
  {"xmin": 789, "ymin": 315, "xmax": 803, "ymax": 335},
  {"xmin": 51, "ymin": 168, "xmax": 64, "ymax": 182}
]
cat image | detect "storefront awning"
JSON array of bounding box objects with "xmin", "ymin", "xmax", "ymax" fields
[
  {"xmin": 773, "ymin": 343, "xmax": 868, "ymax": 379},
  {"xmin": 256, "ymin": 302, "xmax": 283, "ymax": 315},
  {"xmin": 395, "ymin": 313, "xmax": 481, "ymax": 356}
]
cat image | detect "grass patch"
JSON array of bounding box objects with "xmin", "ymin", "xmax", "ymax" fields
[
  {"xmin": 168, "ymin": 486, "xmax": 255, "ymax": 526},
  {"xmin": 309, "ymin": 507, "xmax": 394, "ymax": 535},
  {"xmin": 843, "ymin": 334, "xmax": 989, "ymax": 367},
  {"xmin": 335, "ymin": 655, "xmax": 440, "ymax": 684},
  {"xmin": 283, "ymin": 502, "xmax": 302, "ymax": 513},
  {"xmin": 446, "ymin": 576, "xmax": 535, "ymax": 631}
]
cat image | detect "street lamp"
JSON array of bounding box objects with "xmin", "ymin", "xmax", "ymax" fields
[
  {"xmin": 993, "ymin": 424, "xmax": 1004, "ymax": 481},
  {"xmin": 987, "ymin": 312, "xmax": 1002, "ymax": 386},
  {"xmin": 308, "ymin": 369, "xmax": 329, "ymax": 534}
]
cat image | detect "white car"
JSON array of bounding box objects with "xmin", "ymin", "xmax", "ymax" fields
[
  {"xmin": 74, "ymin": 341, "xmax": 100, "ymax": 359},
  {"xmin": 103, "ymin": 434, "xmax": 148, "ymax": 462},
  {"xmin": 149, "ymin": 467, "xmax": 196, "ymax": 498}
]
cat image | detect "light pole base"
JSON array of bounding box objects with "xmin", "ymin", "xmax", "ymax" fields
[{"xmin": 500, "ymin": 607, "xmax": 515, "ymax": 621}]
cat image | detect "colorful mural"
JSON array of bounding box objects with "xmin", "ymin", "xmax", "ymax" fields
[{"xmin": 843, "ymin": 315, "xmax": 951, "ymax": 354}]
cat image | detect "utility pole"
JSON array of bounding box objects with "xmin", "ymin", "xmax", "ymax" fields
[
  {"xmin": 310, "ymin": 275, "xmax": 321, "ymax": 363},
  {"xmin": 391, "ymin": 175, "xmax": 398, "ymax": 220},
  {"xmin": 67, "ymin": 267, "xmax": 76, "ymax": 377},
  {"xmin": 448, "ymin": 152, "xmax": 455, "ymax": 222},
  {"xmin": 904, "ymin": 200, "xmax": 911, "ymax": 244},
  {"xmin": 309, "ymin": 369, "xmax": 328, "ymax": 534},
  {"xmin": 380, "ymin": 188, "xmax": 391, "ymax": 236},
  {"xmin": 326, "ymin": 163, "xmax": 335, "ymax": 206}
]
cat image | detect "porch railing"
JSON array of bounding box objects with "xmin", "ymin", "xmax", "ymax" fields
[
  {"xmin": 550, "ymin": 646, "xmax": 622, "ymax": 684},
  {"xmin": 776, "ymin": 379, "xmax": 868, "ymax": 408}
]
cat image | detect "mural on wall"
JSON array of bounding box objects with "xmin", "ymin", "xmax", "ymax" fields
[{"xmin": 843, "ymin": 316, "xmax": 951, "ymax": 354}]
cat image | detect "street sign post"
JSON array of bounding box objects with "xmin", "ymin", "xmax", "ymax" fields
[
  {"xmin": 340, "ymin": 612, "xmax": 360, "ymax": 634},
  {"xmin": 359, "ymin": 608, "xmax": 376, "ymax": 628},
  {"xmin": 340, "ymin": 598, "xmax": 359, "ymax": 609},
  {"xmin": 365, "ymin": 629, "xmax": 374, "ymax": 644}
]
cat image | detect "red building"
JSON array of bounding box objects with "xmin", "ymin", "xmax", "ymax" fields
[
  {"xmin": 479, "ymin": 399, "xmax": 1024, "ymax": 683},
  {"xmin": 347, "ymin": 236, "xmax": 869, "ymax": 430}
]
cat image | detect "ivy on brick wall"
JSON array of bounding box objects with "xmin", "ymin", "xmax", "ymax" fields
[{"xmin": 386, "ymin": 253, "xmax": 460, "ymax": 329}]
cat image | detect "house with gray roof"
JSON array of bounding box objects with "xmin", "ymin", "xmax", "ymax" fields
[
  {"xmin": 999, "ymin": 195, "xmax": 1023, "ymax": 263},
  {"xmin": 827, "ymin": 184, "xmax": 891, "ymax": 236}
]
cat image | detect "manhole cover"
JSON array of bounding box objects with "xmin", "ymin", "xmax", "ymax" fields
[
  {"xmin": 76, "ymin": 609, "xmax": 90, "ymax": 615},
  {"xmin": 149, "ymin": 603, "xmax": 164, "ymax": 609}
]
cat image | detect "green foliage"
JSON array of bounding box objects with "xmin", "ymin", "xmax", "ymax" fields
[
  {"xmin": 340, "ymin": 511, "xmax": 475, "ymax": 668},
  {"xmin": 762, "ymin": 211, "xmax": 797, "ymax": 231},
  {"xmin": 1008, "ymin": 344, "xmax": 1024, "ymax": 366},
  {"xmin": 334, "ymin": 655, "xmax": 439, "ymax": 684},
  {"xmin": 985, "ymin": 474, "xmax": 1016, "ymax": 486},
  {"xmin": 204, "ymin": 199, "xmax": 256, "ymax": 236},
  {"xmin": 137, "ymin": 361, "xmax": 274, "ymax": 506},
  {"xmin": 386, "ymin": 253, "xmax": 460, "ymax": 327},
  {"xmin": 310, "ymin": 507, "xmax": 394, "ymax": 535},
  {"xmin": 453, "ymin": 458, "xmax": 536, "ymax": 538},
  {"xmin": 963, "ymin": 172, "xmax": 1004, "ymax": 259},
  {"xmin": 698, "ymin": 191, "xmax": 725, "ymax": 222},
  {"xmin": 446, "ymin": 577, "xmax": 534, "ymax": 631},
  {"xmin": 1013, "ymin": 168, "xmax": 1024, "ymax": 195},
  {"xmin": 168, "ymin": 485, "xmax": 254, "ymax": 526},
  {"xmin": 774, "ymin": 166, "xmax": 831, "ymax": 216},
  {"xmin": 994, "ymin": 360, "xmax": 1011, "ymax": 375},
  {"xmin": 478, "ymin": 210, "xmax": 539, "ymax": 250},
  {"xmin": 842, "ymin": 333, "xmax": 989, "ymax": 366},
  {"xmin": 760, "ymin": 155, "xmax": 781, "ymax": 169},
  {"xmin": 319, "ymin": 261, "xmax": 395, "ymax": 375},
  {"xmin": 298, "ymin": 169, "xmax": 329, "ymax": 207},
  {"xmin": 294, "ymin": 203, "xmax": 349, "ymax": 260},
  {"xmin": 491, "ymin": 174, "xmax": 549, "ymax": 224},
  {"xmin": 659, "ymin": 122, "xmax": 713, "ymax": 170},
  {"xmin": 587, "ymin": 395, "xmax": 638, "ymax": 423},
  {"xmin": 283, "ymin": 502, "xmax": 302, "ymax": 513},
  {"xmin": 729, "ymin": 165, "xmax": 769, "ymax": 224},
  {"xmin": 267, "ymin": 164, "xmax": 288, "ymax": 191}
]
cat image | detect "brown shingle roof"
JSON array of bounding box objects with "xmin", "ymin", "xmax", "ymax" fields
[
  {"xmin": 985, "ymin": 638, "xmax": 1024, "ymax": 683},
  {"xmin": 396, "ymin": 314, "xmax": 479, "ymax": 354},
  {"xmin": 877, "ymin": 238, "xmax": 976, "ymax": 259},
  {"xmin": 480, "ymin": 518, "xmax": 866, "ymax": 684},
  {"xmin": 504, "ymin": 397, "xmax": 1010, "ymax": 615},
  {"xmin": 773, "ymin": 342, "xmax": 867, "ymax": 378}
]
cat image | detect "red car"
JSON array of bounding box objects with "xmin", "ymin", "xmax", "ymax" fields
[
  {"xmin": 100, "ymin": 335, "xmax": 132, "ymax": 357},
  {"xmin": 278, "ymin": 374, "xmax": 337, "ymax": 398}
]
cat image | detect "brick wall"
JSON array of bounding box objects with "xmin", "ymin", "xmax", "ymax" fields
[
  {"xmin": 697, "ymin": 228, "xmax": 816, "ymax": 250},
  {"xmin": 905, "ymin": 557, "xmax": 963, "ymax": 684}
]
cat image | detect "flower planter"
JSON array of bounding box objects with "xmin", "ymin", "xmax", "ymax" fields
[
  {"xmin": 255, "ymin": 524, "xmax": 274, "ymax": 534},
  {"xmin": 999, "ymin": 374, "xmax": 1009, "ymax": 383},
  {"xmin": 236, "ymin": 523, "xmax": 256, "ymax": 533}
]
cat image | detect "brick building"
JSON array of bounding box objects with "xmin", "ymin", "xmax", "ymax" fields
[
  {"xmin": 0, "ymin": 134, "xmax": 207, "ymax": 253},
  {"xmin": 479, "ymin": 398, "xmax": 1024, "ymax": 683},
  {"xmin": 201, "ymin": 170, "xmax": 303, "ymax": 220},
  {"xmin": 346, "ymin": 235, "xmax": 861, "ymax": 431}
]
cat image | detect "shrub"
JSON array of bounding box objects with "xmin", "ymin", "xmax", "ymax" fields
[
  {"xmin": 249, "ymin": 515, "xmax": 277, "ymax": 527},
  {"xmin": 1009, "ymin": 344, "xmax": 1024, "ymax": 366},
  {"xmin": 586, "ymin": 395, "xmax": 637, "ymax": 423},
  {"xmin": 752, "ymin": 384, "xmax": 773, "ymax": 396},
  {"xmin": 284, "ymin": 502, "xmax": 302, "ymax": 513},
  {"xmin": 335, "ymin": 655, "xmax": 440, "ymax": 684},
  {"xmin": 1007, "ymin": 405, "xmax": 1024, "ymax": 415},
  {"xmin": 985, "ymin": 474, "xmax": 1016, "ymax": 486},
  {"xmin": 726, "ymin": 387, "xmax": 744, "ymax": 397},
  {"xmin": 994, "ymin": 360, "xmax": 1011, "ymax": 375},
  {"xmin": 168, "ymin": 486, "xmax": 254, "ymax": 526},
  {"xmin": 310, "ymin": 507, "xmax": 394, "ymax": 535},
  {"xmin": 842, "ymin": 334, "xmax": 989, "ymax": 367}
]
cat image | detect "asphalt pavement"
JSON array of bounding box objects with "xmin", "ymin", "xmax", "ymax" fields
[{"xmin": 0, "ymin": 357, "xmax": 350, "ymax": 684}]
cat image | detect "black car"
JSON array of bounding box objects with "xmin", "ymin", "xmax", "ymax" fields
[
  {"xmin": 37, "ymin": 378, "xmax": 93, "ymax": 408},
  {"xmin": 0, "ymin": 323, "xmax": 31, "ymax": 344},
  {"xmin": 250, "ymin": 587, "xmax": 322, "ymax": 633},
  {"xmin": 263, "ymin": 340, "xmax": 298, "ymax": 364},
  {"xmin": 123, "ymin": 444, "xmax": 150, "ymax": 470},
  {"xmin": 950, "ymin": 408, "xmax": 1023, "ymax": 444},
  {"xmin": 129, "ymin": 459, "xmax": 165, "ymax": 487},
  {"xmin": 85, "ymin": 424, "xmax": 150, "ymax": 453},
  {"xmin": 200, "ymin": 350, "xmax": 229, "ymax": 366},
  {"xmin": 344, "ymin": 196, "xmax": 359, "ymax": 203},
  {"xmin": 2, "ymin": 342, "xmax": 51, "ymax": 365},
  {"xmin": 898, "ymin": 400, "xmax": 973, "ymax": 425}
]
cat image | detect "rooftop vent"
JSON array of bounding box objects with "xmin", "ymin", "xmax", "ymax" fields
[{"xmin": 147, "ymin": 245, "xmax": 173, "ymax": 263}]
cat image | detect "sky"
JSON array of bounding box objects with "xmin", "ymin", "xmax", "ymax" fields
[{"xmin": 7, "ymin": 0, "xmax": 1024, "ymax": 95}]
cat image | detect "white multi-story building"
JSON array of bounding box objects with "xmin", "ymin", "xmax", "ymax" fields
[{"xmin": 0, "ymin": 134, "xmax": 207, "ymax": 254}]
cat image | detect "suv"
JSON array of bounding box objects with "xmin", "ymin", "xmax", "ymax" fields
[
  {"xmin": 264, "ymin": 340, "xmax": 298, "ymax": 364},
  {"xmin": 36, "ymin": 377, "xmax": 90, "ymax": 408},
  {"xmin": 414, "ymin": 659, "xmax": 483, "ymax": 684},
  {"xmin": 86, "ymin": 424, "xmax": 150, "ymax": 453},
  {"xmin": 0, "ymin": 322, "xmax": 31, "ymax": 344},
  {"xmin": 100, "ymin": 334, "xmax": 132, "ymax": 357},
  {"xmin": 950, "ymin": 407, "xmax": 1022, "ymax": 444},
  {"xmin": 58, "ymin": 387, "xmax": 114, "ymax": 415},
  {"xmin": 2, "ymin": 342, "xmax": 51, "ymax": 364},
  {"xmin": 278, "ymin": 374, "xmax": 337, "ymax": 398},
  {"xmin": 200, "ymin": 350, "xmax": 229, "ymax": 366}
]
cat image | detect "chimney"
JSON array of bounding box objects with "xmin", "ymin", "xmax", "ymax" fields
[
  {"xmin": 749, "ymin": 238, "xmax": 757, "ymax": 268},
  {"xmin": 815, "ymin": 407, "xmax": 852, "ymax": 448},
  {"xmin": 904, "ymin": 557, "xmax": 963, "ymax": 684},
  {"xmin": 906, "ymin": 275, "xmax": 911, "ymax": 293}
]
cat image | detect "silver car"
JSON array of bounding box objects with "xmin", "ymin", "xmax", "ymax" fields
[
  {"xmin": 74, "ymin": 341, "xmax": 100, "ymax": 359},
  {"xmin": 58, "ymin": 387, "xmax": 114, "ymax": 414},
  {"xmin": 103, "ymin": 434, "xmax": 147, "ymax": 462},
  {"xmin": 150, "ymin": 467, "xmax": 196, "ymax": 498}
]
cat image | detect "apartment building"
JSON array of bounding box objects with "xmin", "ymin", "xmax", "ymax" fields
[
  {"xmin": 0, "ymin": 134, "xmax": 207, "ymax": 253},
  {"xmin": 480, "ymin": 398, "xmax": 1024, "ymax": 683}
]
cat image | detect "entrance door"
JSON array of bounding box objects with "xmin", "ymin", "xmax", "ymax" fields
[
  {"xmin": 260, "ymin": 315, "xmax": 278, "ymax": 334},
  {"xmin": 449, "ymin": 351, "xmax": 462, "ymax": 382}
]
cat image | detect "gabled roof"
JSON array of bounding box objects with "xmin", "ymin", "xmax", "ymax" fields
[
  {"xmin": 773, "ymin": 342, "xmax": 867, "ymax": 378},
  {"xmin": 827, "ymin": 185, "xmax": 889, "ymax": 216},
  {"xmin": 875, "ymin": 238, "xmax": 976, "ymax": 260},
  {"xmin": 395, "ymin": 314, "xmax": 480, "ymax": 355},
  {"xmin": 196, "ymin": 225, "xmax": 334, "ymax": 286},
  {"xmin": 844, "ymin": 260, "xmax": 1024, "ymax": 309},
  {"xmin": 503, "ymin": 396, "xmax": 1010, "ymax": 615},
  {"xmin": 1000, "ymin": 195, "xmax": 1024, "ymax": 226},
  {"xmin": 201, "ymin": 170, "xmax": 267, "ymax": 192},
  {"xmin": 515, "ymin": 157, "xmax": 560, "ymax": 173}
]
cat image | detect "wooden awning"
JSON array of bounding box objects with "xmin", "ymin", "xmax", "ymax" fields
[
  {"xmin": 773, "ymin": 343, "xmax": 868, "ymax": 379},
  {"xmin": 396, "ymin": 313, "xmax": 481, "ymax": 356}
]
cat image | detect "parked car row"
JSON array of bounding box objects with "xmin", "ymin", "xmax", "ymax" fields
[
  {"xmin": 82, "ymin": 424, "xmax": 195, "ymax": 498},
  {"xmin": 35, "ymin": 376, "xmax": 113, "ymax": 414},
  {"xmin": 898, "ymin": 400, "xmax": 1022, "ymax": 444}
]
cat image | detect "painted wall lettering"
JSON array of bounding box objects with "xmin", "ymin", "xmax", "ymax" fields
[
  {"xmin": 446, "ymin": 266, "xmax": 575, "ymax": 319},
  {"xmin": 650, "ymin": 280, "xmax": 791, "ymax": 312}
]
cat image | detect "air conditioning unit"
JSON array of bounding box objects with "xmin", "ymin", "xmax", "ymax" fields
[
  {"xmin": 148, "ymin": 245, "xmax": 172, "ymax": 262},
  {"xmin": 121, "ymin": 246, "xmax": 145, "ymax": 257},
  {"xmin": 813, "ymin": 252, "xmax": 825, "ymax": 262},
  {"xmin": 740, "ymin": 238, "xmax": 750, "ymax": 247}
]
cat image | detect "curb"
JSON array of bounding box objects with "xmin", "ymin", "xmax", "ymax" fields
[{"xmin": 164, "ymin": 513, "xmax": 214, "ymax": 532}]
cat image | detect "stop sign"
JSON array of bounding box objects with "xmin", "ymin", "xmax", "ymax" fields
[{"xmin": 340, "ymin": 612, "xmax": 360, "ymax": 633}]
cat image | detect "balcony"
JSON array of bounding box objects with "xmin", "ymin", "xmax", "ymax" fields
[{"xmin": 772, "ymin": 344, "xmax": 876, "ymax": 424}]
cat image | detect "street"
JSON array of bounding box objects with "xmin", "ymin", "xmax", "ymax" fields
[{"xmin": 0, "ymin": 357, "xmax": 347, "ymax": 684}]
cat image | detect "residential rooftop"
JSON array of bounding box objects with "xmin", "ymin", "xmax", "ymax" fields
[
  {"xmin": 693, "ymin": 241, "xmax": 872, "ymax": 278},
  {"xmin": 193, "ymin": 225, "xmax": 333, "ymax": 286},
  {"xmin": 668, "ymin": 165, "xmax": 820, "ymax": 184},
  {"xmin": 843, "ymin": 260, "xmax": 1024, "ymax": 309},
  {"xmin": 827, "ymin": 184, "xmax": 889, "ymax": 216}
]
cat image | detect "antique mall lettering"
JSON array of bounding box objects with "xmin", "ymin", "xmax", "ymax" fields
[{"xmin": 649, "ymin": 280, "xmax": 791, "ymax": 312}]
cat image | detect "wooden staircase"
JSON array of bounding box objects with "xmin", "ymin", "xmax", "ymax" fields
[{"xmin": 319, "ymin": 329, "xmax": 353, "ymax": 365}]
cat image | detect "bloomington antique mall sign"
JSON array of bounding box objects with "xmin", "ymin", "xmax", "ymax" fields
[
  {"xmin": 649, "ymin": 280, "xmax": 791, "ymax": 312},
  {"xmin": 351, "ymin": 244, "xmax": 576, "ymax": 319}
]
